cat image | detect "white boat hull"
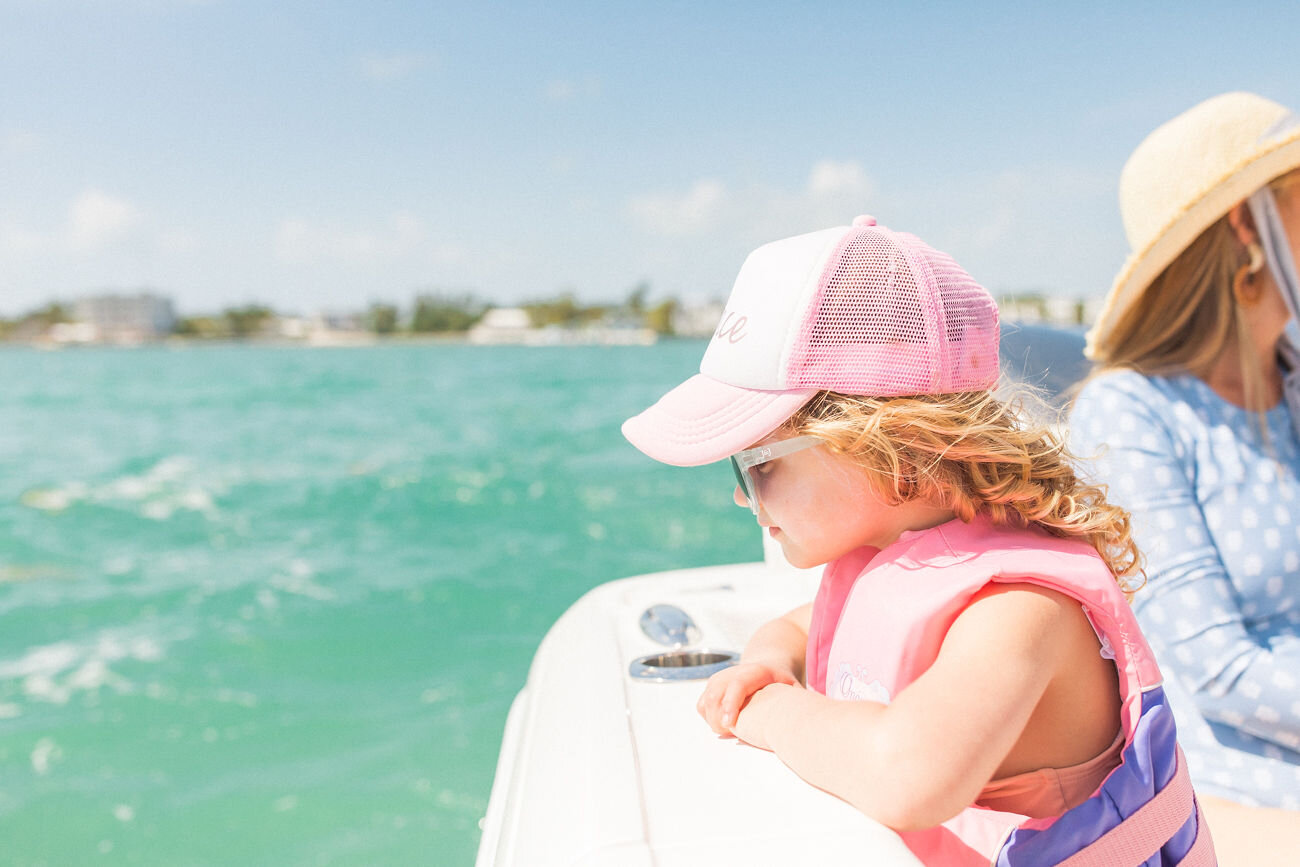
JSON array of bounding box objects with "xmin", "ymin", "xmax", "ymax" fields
[{"xmin": 476, "ymin": 562, "xmax": 923, "ymax": 866}]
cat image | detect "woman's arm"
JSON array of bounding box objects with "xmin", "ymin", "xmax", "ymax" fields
[
  {"xmin": 1197, "ymin": 795, "xmax": 1300, "ymax": 866},
  {"xmin": 1072, "ymin": 376, "xmax": 1300, "ymax": 752},
  {"xmin": 729, "ymin": 585, "xmax": 1076, "ymax": 831}
]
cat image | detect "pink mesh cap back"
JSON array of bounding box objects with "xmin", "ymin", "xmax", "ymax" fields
[{"xmin": 784, "ymin": 216, "xmax": 1000, "ymax": 394}]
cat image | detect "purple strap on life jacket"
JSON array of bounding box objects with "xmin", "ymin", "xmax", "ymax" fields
[
  {"xmin": 1054, "ymin": 748, "xmax": 1213, "ymax": 866},
  {"xmin": 996, "ymin": 688, "xmax": 1213, "ymax": 866}
]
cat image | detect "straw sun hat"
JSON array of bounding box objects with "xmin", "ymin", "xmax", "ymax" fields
[{"xmin": 1086, "ymin": 91, "xmax": 1300, "ymax": 357}]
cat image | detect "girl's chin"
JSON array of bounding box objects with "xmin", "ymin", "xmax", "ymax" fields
[
  {"xmin": 776, "ymin": 542, "xmax": 822, "ymax": 570},
  {"xmin": 774, "ymin": 536, "xmax": 843, "ymax": 570}
]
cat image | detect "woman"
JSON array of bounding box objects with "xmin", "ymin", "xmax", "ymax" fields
[{"xmin": 1072, "ymin": 91, "xmax": 1300, "ymax": 860}]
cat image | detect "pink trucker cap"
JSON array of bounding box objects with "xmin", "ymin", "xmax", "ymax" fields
[{"xmin": 622, "ymin": 216, "xmax": 1000, "ymax": 466}]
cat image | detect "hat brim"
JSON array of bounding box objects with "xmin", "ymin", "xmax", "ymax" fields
[
  {"xmin": 622, "ymin": 374, "xmax": 817, "ymax": 467},
  {"xmin": 1087, "ymin": 131, "xmax": 1300, "ymax": 358}
]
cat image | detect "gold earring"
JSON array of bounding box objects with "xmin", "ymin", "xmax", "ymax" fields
[
  {"xmin": 1233, "ymin": 242, "xmax": 1267, "ymax": 307},
  {"xmin": 1233, "ymin": 263, "xmax": 1263, "ymax": 307},
  {"xmin": 1248, "ymin": 242, "xmax": 1265, "ymax": 274}
]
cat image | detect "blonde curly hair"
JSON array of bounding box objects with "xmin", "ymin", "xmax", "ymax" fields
[{"xmin": 785, "ymin": 388, "xmax": 1145, "ymax": 593}]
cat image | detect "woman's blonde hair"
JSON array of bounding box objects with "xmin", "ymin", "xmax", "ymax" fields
[
  {"xmin": 1088, "ymin": 171, "xmax": 1300, "ymax": 412},
  {"xmin": 1086, "ymin": 215, "xmax": 1270, "ymax": 407},
  {"xmin": 786, "ymin": 388, "xmax": 1144, "ymax": 592}
]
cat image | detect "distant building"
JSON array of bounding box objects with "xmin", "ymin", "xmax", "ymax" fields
[
  {"xmin": 71, "ymin": 293, "xmax": 177, "ymax": 344},
  {"xmin": 47, "ymin": 322, "xmax": 99, "ymax": 345},
  {"xmin": 468, "ymin": 307, "xmax": 656, "ymax": 346},
  {"xmin": 1044, "ymin": 295, "xmax": 1087, "ymax": 327},
  {"xmin": 307, "ymin": 312, "xmax": 374, "ymax": 346},
  {"xmin": 996, "ymin": 292, "xmax": 1096, "ymax": 329},
  {"xmin": 468, "ymin": 308, "xmax": 535, "ymax": 345},
  {"xmin": 273, "ymin": 316, "xmax": 309, "ymax": 340}
]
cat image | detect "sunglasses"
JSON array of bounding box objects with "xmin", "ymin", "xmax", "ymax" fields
[{"xmin": 729, "ymin": 435, "xmax": 821, "ymax": 515}]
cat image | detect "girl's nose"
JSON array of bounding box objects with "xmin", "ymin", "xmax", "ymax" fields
[{"xmin": 733, "ymin": 484, "xmax": 748, "ymax": 509}]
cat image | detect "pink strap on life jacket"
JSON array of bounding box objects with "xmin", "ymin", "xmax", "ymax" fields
[
  {"xmin": 1181, "ymin": 800, "xmax": 1217, "ymax": 867},
  {"xmin": 1054, "ymin": 748, "xmax": 1213, "ymax": 867}
]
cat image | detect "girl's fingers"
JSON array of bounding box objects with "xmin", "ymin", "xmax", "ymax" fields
[
  {"xmin": 697, "ymin": 666, "xmax": 784, "ymax": 735},
  {"xmin": 714, "ymin": 678, "xmax": 745, "ymax": 732},
  {"xmin": 721, "ymin": 680, "xmax": 747, "ymax": 731},
  {"xmin": 699, "ymin": 678, "xmax": 728, "ymax": 732}
]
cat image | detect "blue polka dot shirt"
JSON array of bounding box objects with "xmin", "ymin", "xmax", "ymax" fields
[{"xmin": 1071, "ymin": 369, "xmax": 1300, "ymax": 808}]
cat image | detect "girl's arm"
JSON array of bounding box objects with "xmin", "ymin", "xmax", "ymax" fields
[
  {"xmin": 697, "ymin": 603, "xmax": 811, "ymax": 735},
  {"xmin": 739, "ymin": 602, "xmax": 812, "ymax": 678},
  {"xmin": 1072, "ymin": 375, "xmax": 1300, "ymax": 752},
  {"xmin": 728, "ymin": 585, "xmax": 1077, "ymax": 831}
]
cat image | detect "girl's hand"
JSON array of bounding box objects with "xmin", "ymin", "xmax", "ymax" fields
[
  {"xmin": 696, "ymin": 662, "xmax": 799, "ymax": 737},
  {"xmin": 728, "ymin": 682, "xmax": 797, "ymax": 751}
]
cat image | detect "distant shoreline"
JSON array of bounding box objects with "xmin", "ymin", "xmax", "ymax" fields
[
  {"xmin": 0, "ymin": 320, "xmax": 1080, "ymax": 350},
  {"xmin": 0, "ymin": 333, "xmax": 712, "ymax": 350}
]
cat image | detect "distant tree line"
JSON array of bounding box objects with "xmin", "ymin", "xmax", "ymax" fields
[
  {"xmin": 174, "ymin": 305, "xmax": 277, "ymax": 338},
  {"xmin": 409, "ymin": 293, "xmax": 489, "ymax": 332},
  {"xmin": 407, "ymin": 284, "xmax": 677, "ymax": 335},
  {"xmin": 0, "ymin": 302, "xmax": 70, "ymax": 340},
  {"xmin": 520, "ymin": 283, "xmax": 677, "ymax": 334},
  {"xmin": 167, "ymin": 296, "xmax": 495, "ymax": 339},
  {"xmin": 996, "ymin": 292, "xmax": 1089, "ymax": 326},
  {"xmin": 2, "ymin": 285, "xmax": 682, "ymax": 340}
]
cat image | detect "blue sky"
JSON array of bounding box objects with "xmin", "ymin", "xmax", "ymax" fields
[{"xmin": 3, "ymin": 0, "xmax": 1300, "ymax": 316}]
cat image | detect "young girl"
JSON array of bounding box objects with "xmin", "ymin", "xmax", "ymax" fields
[{"xmin": 622, "ymin": 216, "xmax": 1214, "ymax": 865}]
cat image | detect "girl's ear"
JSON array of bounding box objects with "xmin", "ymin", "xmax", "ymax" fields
[{"xmin": 1226, "ymin": 201, "xmax": 1260, "ymax": 248}]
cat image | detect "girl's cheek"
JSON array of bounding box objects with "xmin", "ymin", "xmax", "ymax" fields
[{"xmin": 754, "ymin": 464, "xmax": 779, "ymax": 501}]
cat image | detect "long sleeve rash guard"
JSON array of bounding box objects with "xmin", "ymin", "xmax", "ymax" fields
[{"xmin": 1071, "ymin": 369, "xmax": 1300, "ymax": 808}]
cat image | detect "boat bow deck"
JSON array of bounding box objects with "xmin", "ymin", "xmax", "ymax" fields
[{"xmin": 477, "ymin": 562, "xmax": 923, "ymax": 866}]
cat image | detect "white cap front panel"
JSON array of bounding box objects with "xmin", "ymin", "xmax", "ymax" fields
[{"xmin": 699, "ymin": 226, "xmax": 846, "ymax": 390}]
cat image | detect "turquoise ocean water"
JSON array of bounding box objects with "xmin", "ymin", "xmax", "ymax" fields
[{"xmin": 0, "ymin": 342, "xmax": 762, "ymax": 866}]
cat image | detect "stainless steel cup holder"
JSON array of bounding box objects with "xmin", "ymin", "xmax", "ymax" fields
[{"xmin": 628, "ymin": 649, "xmax": 739, "ymax": 681}]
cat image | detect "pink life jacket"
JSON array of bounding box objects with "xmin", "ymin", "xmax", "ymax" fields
[{"xmin": 805, "ymin": 515, "xmax": 1216, "ymax": 867}]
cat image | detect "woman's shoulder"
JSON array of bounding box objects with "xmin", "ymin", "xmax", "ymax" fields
[
  {"xmin": 1070, "ymin": 369, "xmax": 1180, "ymax": 436},
  {"xmin": 1071, "ymin": 369, "xmax": 1221, "ymax": 435},
  {"xmin": 1073, "ymin": 368, "xmax": 1188, "ymax": 410},
  {"xmin": 1074, "ymin": 368, "xmax": 1265, "ymax": 439},
  {"xmin": 1067, "ymin": 370, "xmax": 1215, "ymax": 465}
]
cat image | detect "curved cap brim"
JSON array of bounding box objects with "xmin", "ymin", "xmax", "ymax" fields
[{"xmin": 622, "ymin": 374, "xmax": 817, "ymax": 467}]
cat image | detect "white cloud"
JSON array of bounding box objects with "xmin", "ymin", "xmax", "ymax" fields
[
  {"xmin": 626, "ymin": 179, "xmax": 727, "ymax": 236},
  {"xmin": 807, "ymin": 159, "xmax": 873, "ymax": 198},
  {"xmin": 0, "ymin": 222, "xmax": 46, "ymax": 256},
  {"xmin": 615, "ymin": 159, "xmax": 889, "ymax": 303},
  {"xmin": 625, "ymin": 159, "xmax": 876, "ymax": 240},
  {"xmin": 614, "ymin": 159, "xmax": 1118, "ymax": 302},
  {"xmin": 273, "ymin": 211, "xmax": 460, "ymax": 265},
  {"xmin": 357, "ymin": 52, "xmax": 429, "ymax": 82},
  {"xmin": 67, "ymin": 190, "xmax": 141, "ymax": 252},
  {"xmin": 156, "ymin": 227, "xmax": 200, "ymax": 254},
  {"xmin": 544, "ymin": 76, "xmax": 601, "ymax": 103},
  {"xmin": 930, "ymin": 164, "xmax": 1113, "ymax": 253},
  {"xmin": 1, "ymin": 130, "xmax": 42, "ymax": 157},
  {"xmin": 914, "ymin": 163, "xmax": 1120, "ymax": 297},
  {"xmin": 0, "ymin": 189, "xmax": 161, "ymax": 257}
]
